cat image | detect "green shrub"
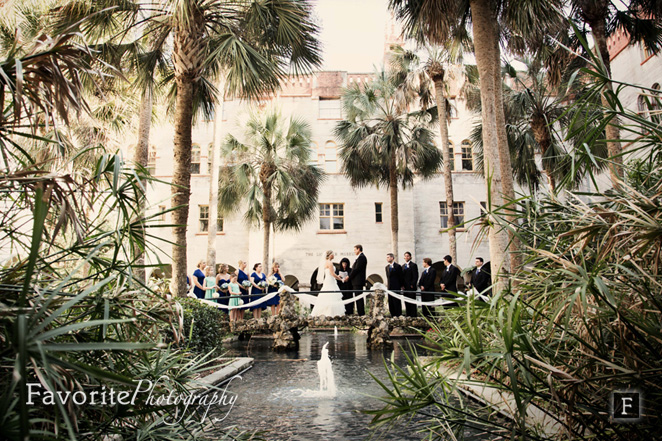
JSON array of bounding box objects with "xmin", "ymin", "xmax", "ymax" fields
[{"xmin": 180, "ymin": 298, "xmax": 229, "ymax": 356}]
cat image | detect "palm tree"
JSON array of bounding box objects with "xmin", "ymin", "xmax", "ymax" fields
[
  {"xmin": 56, "ymin": 0, "xmax": 322, "ymax": 296},
  {"xmin": 218, "ymin": 110, "xmax": 324, "ymax": 274},
  {"xmin": 388, "ymin": 0, "xmax": 562, "ymax": 280},
  {"xmin": 571, "ymin": 0, "xmax": 662, "ymax": 187},
  {"xmin": 389, "ymin": 43, "xmax": 468, "ymax": 263},
  {"xmin": 335, "ymin": 71, "xmax": 442, "ymax": 258},
  {"xmin": 467, "ymin": 59, "xmax": 608, "ymax": 193}
]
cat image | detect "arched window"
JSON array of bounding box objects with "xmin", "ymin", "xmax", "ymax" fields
[
  {"xmin": 191, "ymin": 144, "xmax": 201, "ymax": 174},
  {"xmin": 461, "ymin": 139, "xmax": 473, "ymax": 171}
]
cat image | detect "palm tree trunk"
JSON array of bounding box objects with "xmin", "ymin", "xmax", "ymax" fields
[
  {"xmin": 492, "ymin": 32, "xmax": 518, "ymax": 273},
  {"xmin": 470, "ymin": 0, "xmax": 510, "ymax": 290},
  {"xmin": 207, "ymin": 142, "xmax": 220, "ymax": 272},
  {"xmin": 389, "ymin": 152, "xmax": 399, "ymax": 259},
  {"xmin": 433, "ymin": 79, "xmax": 456, "ymax": 263},
  {"xmin": 589, "ymin": 16, "xmax": 624, "ymax": 188},
  {"xmin": 171, "ymin": 77, "xmax": 194, "ymax": 297},
  {"xmin": 262, "ymin": 184, "xmax": 272, "ymax": 274},
  {"xmin": 133, "ymin": 90, "xmax": 152, "ymax": 283},
  {"xmin": 171, "ymin": 5, "xmax": 204, "ymax": 297},
  {"xmin": 531, "ymin": 115, "xmax": 556, "ymax": 191}
]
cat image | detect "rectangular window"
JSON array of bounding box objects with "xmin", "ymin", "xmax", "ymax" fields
[
  {"xmin": 159, "ymin": 205, "xmax": 167, "ymax": 222},
  {"xmin": 320, "ymin": 203, "xmax": 344, "ymax": 230},
  {"xmin": 191, "ymin": 145, "xmax": 201, "ymax": 174},
  {"xmin": 217, "ymin": 216, "xmax": 224, "ymax": 233},
  {"xmin": 147, "ymin": 146, "xmax": 157, "ymax": 175},
  {"xmin": 319, "ymin": 98, "xmax": 341, "ymax": 119},
  {"xmin": 480, "ymin": 201, "xmax": 487, "ymax": 219},
  {"xmin": 439, "ymin": 201, "xmax": 464, "ymax": 229},
  {"xmin": 375, "ymin": 203, "xmax": 383, "ymax": 223},
  {"xmin": 461, "ymin": 141, "xmax": 473, "ymax": 171},
  {"xmin": 199, "ymin": 205, "xmax": 209, "ymax": 232}
]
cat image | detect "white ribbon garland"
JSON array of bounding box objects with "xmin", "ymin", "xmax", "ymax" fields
[{"xmin": 191, "ymin": 283, "xmax": 488, "ymax": 311}]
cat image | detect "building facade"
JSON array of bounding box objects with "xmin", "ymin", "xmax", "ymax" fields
[{"xmin": 127, "ymin": 70, "xmax": 493, "ymax": 287}]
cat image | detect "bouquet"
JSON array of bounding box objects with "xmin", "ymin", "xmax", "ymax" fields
[
  {"xmin": 241, "ymin": 280, "xmax": 252, "ymax": 288},
  {"xmin": 212, "ymin": 292, "xmax": 220, "ymax": 299},
  {"xmin": 267, "ymin": 276, "xmax": 278, "ymax": 286},
  {"xmin": 276, "ymin": 280, "xmax": 284, "ymax": 288},
  {"xmin": 221, "ymin": 282, "xmax": 229, "ymax": 290},
  {"xmin": 258, "ymin": 281, "xmax": 268, "ymax": 289}
]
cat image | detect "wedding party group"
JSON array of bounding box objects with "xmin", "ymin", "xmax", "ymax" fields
[
  {"xmin": 312, "ymin": 245, "xmax": 492, "ymax": 319},
  {"xmin": 186, "ymin": 243, "xmax": 492, "ymax": 321},
  {"xmin": 188, "ymin": 260, "xmax": 285, "ymax": 322}
]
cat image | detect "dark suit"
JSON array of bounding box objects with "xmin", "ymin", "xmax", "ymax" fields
[
  {"xmin": 402, "ymin": 260, "xmax": 418, "ymax": 317},
  {"xmin": 385, "ymin": 262, "xmax": 404, "ymax": 317},
  {"xmin": 347, "ymin": 253, "xmax": 367, "ymax": 315},
  {"xmin": 418, "ymin": 266, "xmax": 437, "ymax": 317},
  {"xmin": 470, "ymin": 266, "xmax": 491, "ymax": 295},
  {"xmin": 440, "ymin": 264, "xmax": 461, "ymax": 293}
]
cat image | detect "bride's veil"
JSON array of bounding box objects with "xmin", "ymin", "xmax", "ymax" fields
[{"xmin": 317, "ymin": 251, "xmax": 332, "ymax": 286}]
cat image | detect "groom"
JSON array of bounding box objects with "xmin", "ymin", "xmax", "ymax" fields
[{"xmin": 344, "ymin": 244, "xmax": 367, "ymax": 316}]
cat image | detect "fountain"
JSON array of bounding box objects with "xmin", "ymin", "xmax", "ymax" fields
[
  {"xmin": 317, "ymin": 342, "xmax": 336, "ymax": 396},
  {"xmin": 334, "ymin": 326, "xmax": 338, "ymax": 337}
]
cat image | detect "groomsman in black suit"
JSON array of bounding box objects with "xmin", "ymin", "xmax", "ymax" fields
[
  {"xmin": 345, "ymin": 244, "xmax": 367, "ymax": 316},
  {"xmin": 385, "ymin": 253, "xmax": 404, "ymax": 317},
  {"xmin": 440, "ymin": 255, "xmax": 461, "ymax": 293},
  {"xmin": 440, "ymin": 255, "xmax": 461, "ymax": 306},
  {"xmin": 468, "ymin": 257, "xmax": 491, "ymax": 295},
  {"xmin": 418, "ymin": 257, "xmax": 437, "ymax": 318},
  {"xmin": 402, "ymin": 251, "xmax": 418, "ymax": 317}
]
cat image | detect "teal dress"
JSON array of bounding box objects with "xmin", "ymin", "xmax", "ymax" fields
[
  {"xmin": 250, "ymin": 272, "xmax": 267, "ymax": 311},
  {"xmin": 228, "ymin": 283, "xmax": 241, "ymax": 308},
  {"xmin": 204, "ymin": 276, "xmax": 216, "ymax": 299}
]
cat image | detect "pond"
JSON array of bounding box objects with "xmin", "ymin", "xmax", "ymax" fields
[{"xmin": 211, "ymin": 331, "xmax": 446, "ymax": 440}]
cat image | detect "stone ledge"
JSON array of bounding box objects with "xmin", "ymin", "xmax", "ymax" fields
[
  {"xmin": 422, "ymin": 358, "xmax": 563, "ymax": 438},
  {"xmin": 195, "ymin": 357, "xmax": 254, "ymax": 389}
]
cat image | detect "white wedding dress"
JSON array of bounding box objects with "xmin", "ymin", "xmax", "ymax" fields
[{"xmin": 311, "ymin": 267, "xmax": 346, "ymax": 317}]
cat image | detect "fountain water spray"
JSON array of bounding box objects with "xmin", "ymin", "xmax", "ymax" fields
[
  {"xmin": 334, "ymin": 326, "xmax": 338, "ymax": 337},
  {"xmin": 317, "ymin": 342, "xmax": 336, "ymax": 396}
]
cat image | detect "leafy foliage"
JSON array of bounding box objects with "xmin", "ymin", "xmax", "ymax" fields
[{"xmin": 180, "ymin": 298, "xmax": 229, "ymax": 356}]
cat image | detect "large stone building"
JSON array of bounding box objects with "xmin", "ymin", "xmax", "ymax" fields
[{"xmin": 129, "ymin": 69, "xmax": 494, "ymax": 287}]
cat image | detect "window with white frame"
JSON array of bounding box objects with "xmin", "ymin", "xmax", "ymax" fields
[
  {"xmin": 147, "ymin": 145, "xmax": 157, "ymax": 175},
  {"xmin": 439, "ymin": 201, "xmax": 464, "ymax": 229},
  {"xmin": 461, "ymin": 139, "xmax": 473, "ymax": 171},
  {"xmin": 319, "ymin": 203, "xmax": 344, "ymax": 230},
  {"xmin": 159, "ymin": 205, "xmax": 167, "ymax": 222},
  {"xmin": 191, "ymin": 144, "xmax": 201, "ymax": 174},
  {"xmin": 319, "ymin": 98, "xmax": 341, "ymax": 119},
  {"xmin": 199, "ymin": 205, "xmax": 209, "ymax": 232}
]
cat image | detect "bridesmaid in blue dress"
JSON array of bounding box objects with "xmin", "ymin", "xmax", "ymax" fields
[
  {"xmin": 191, "ymin": 260, "xmax": 206, "ymax": 299},
  {"xmin": 265, "ymin": 262, "xmax": 283, "ymax": 316},
  {"xmin": 216, "ymin": 263, "xmax": 231, "ymax": 312},
  {"xmin": 250, "ymin": 263, "xmax": 267, "ymax": 319}
]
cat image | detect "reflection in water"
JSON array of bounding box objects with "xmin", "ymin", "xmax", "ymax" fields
[{"xmin": 212, "ymin": 332, "xmax": 425, "ymax": 440}]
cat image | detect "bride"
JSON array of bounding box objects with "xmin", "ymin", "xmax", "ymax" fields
[{"xmin": 311, "ymin": 250, "xmax": 346, "ymax": 317}]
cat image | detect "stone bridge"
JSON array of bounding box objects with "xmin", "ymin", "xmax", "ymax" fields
[{"xmin": 228, "ymin": 288, "xmax": 431, "ymax": 350}]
